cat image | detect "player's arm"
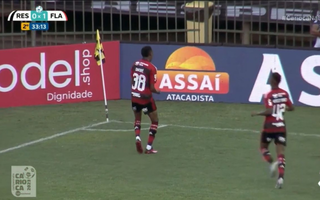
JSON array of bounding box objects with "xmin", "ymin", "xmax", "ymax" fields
[
  {"xmin": 150, "ymin": 84, "xmax": 160, "ymax": 94},
  {"xmin": 310, "ymin": 22, "xmax": 320, "ymax": 37},
  {"xmin": 150, "ymin": 69, "xmax": 160, "ymax": 94},
  {"xmin": 286, "ymin": 106, "xmax": 294, "ymax": 111},
  {"xmin": 285, "ymin": 95, "xmax": 294, "ymax": 111},
  {"xmin": 251, "ymin": 97, "xmax": 273, "ymax": 117},
  {"xmin": 251, "ymin": 108, "xmax": 273, "ymax": 117}
]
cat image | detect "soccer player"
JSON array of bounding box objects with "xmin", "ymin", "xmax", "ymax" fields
[
  {"xmin": 131, "ymin": 46, "xmax": 160, "ymax": 154},
  {"xmin": 251, "ymin": 72, "xmax": 294, "ymax": 189}
]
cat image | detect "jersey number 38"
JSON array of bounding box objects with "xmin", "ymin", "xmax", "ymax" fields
[{"xmin": 132, "ymin": 73, "xmax": 146, "ymax": 92}]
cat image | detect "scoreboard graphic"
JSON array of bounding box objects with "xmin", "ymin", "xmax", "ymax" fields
[{"xmin": 7, "ymin": 6, "xmax": 67, "ymax": 31}]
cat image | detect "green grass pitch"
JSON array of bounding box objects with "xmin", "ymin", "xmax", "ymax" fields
[{"xmin": 0, "ymin": 100, "xmax": 319, "ymax": 200}]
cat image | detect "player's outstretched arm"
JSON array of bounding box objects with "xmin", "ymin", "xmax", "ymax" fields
[{"xmin": 251, "ymin": 108, "xmax": 273, "ymax": 117}]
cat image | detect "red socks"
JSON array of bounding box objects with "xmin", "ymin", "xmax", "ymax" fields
[
  {"xmin": 134, "ymin": 120, "xmax": 141, "ymax": 136},
  {"xmin": 147, "ymin": 122, "xmax": 158, "ymax": 146},
  {"xmin": 278, "ymin": 154, "xmax": 285, "ymax": 178},
  {"xmin": 260, "ymin": 148, "xmax": 273, "ymax": 163},
  {"xmin": 135, "ymin": 120, "xmax": 158, "ymax": 147}
]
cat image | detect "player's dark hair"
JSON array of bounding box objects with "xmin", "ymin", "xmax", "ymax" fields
[
  {"xmin": 141, "ymin": 46, "xmax": 152, "ymax": 58},
  {"xmin": 272, "ymin": 72, "xmax": 281, "ymax": 84}
]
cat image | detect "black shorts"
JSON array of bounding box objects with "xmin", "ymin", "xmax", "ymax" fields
[
  {"xmin": 260, "ymin": 132, "xmax": 287, "ymax": 146},
  {"xmin": 132, "ymin": 99, "xmax": 157, "ymax": 114}
]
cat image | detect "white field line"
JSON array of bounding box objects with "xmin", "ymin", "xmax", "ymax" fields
[
  {"xmin": 110, "ymin": 120, "xmax": 320, "ymax": 138},
  {"xmin": 84, "ymin": 124, "xmax": 168, "ymax": 132},
  {"xmin": 0, "ymin": 120, "xmax": 319, "ymax": 155},
  {"xmin": 168, "ymin": 124, "xmax": 320, "ymax": 138},
  {"xmin": 0, "ymin": 121, "xmax": 108, "ymax": 155}
]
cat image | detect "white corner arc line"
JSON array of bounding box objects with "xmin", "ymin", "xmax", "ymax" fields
[
  {"xmin": 0, "ymin": 121, "xmax": 108, "ymax": 155},
  {"xmin": 110, "ymin": 120, "xmax": 151, "ymax": 125},
  {"xmin": 84, "ymin": 128, "xmax": 134, "ymax": 132},
  {"xmin": 83, "ymin": 125, "xmax": 168, "ymax": 132},
  {"xmin": 84, "ymin": 128, "xmax": 133, "ymax": 132}
]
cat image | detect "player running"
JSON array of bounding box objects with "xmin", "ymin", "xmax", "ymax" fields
[
  {"xmin": 131, "ymin": 46, "xmax": 160, "ymax": 154},
  {"xmin": 251, "ymin": 72, "xmax": 294, "ymax": 189}
]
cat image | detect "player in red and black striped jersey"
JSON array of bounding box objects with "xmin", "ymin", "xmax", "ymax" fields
[
  {"xmin": 251, "ymin": 72, "xmax": 294, "ymax": 189},
  {"xmin": 131, "ymin": 46, "xmax": 160, "ymax": 154}
]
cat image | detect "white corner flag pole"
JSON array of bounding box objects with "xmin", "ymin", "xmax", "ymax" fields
[{"xmin": 98, "ymin": 49, "xmax": 109, "ymax": 122}]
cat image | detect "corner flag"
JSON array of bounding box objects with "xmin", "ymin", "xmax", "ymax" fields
[
  {"xmin": 94, "ymin": 29, "xmax": 109, "ymax": 122},
  {"xmin": 94, "ymin": 30, "xmax": 105, "ymax": 66}
]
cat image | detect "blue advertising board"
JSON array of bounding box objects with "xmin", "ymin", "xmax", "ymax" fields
[{"xmin": 120, "ymin": 43, "xmax": 320, "ymax": 107}]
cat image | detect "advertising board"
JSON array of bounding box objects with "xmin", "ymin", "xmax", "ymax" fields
[
  {"xmin": 0, "ymin": 41, "xmax": 120, "ymax": 108},
  {"xmin": 1, "ymin": 42, "xmax": 319, "ymax": 108},
  {"xmin": 120, "ymin": 43, "xmax": 320, "ymax": 107}
]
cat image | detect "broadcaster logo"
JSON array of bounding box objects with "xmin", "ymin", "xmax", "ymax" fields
[{"xmin": 282, "ymin": 14, "xmax": 320, "ymax": 22}]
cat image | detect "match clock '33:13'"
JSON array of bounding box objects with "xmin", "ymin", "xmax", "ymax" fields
[{"xmin": 21, "ymin": 22, "xmax": 49, "ymax": 31}]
